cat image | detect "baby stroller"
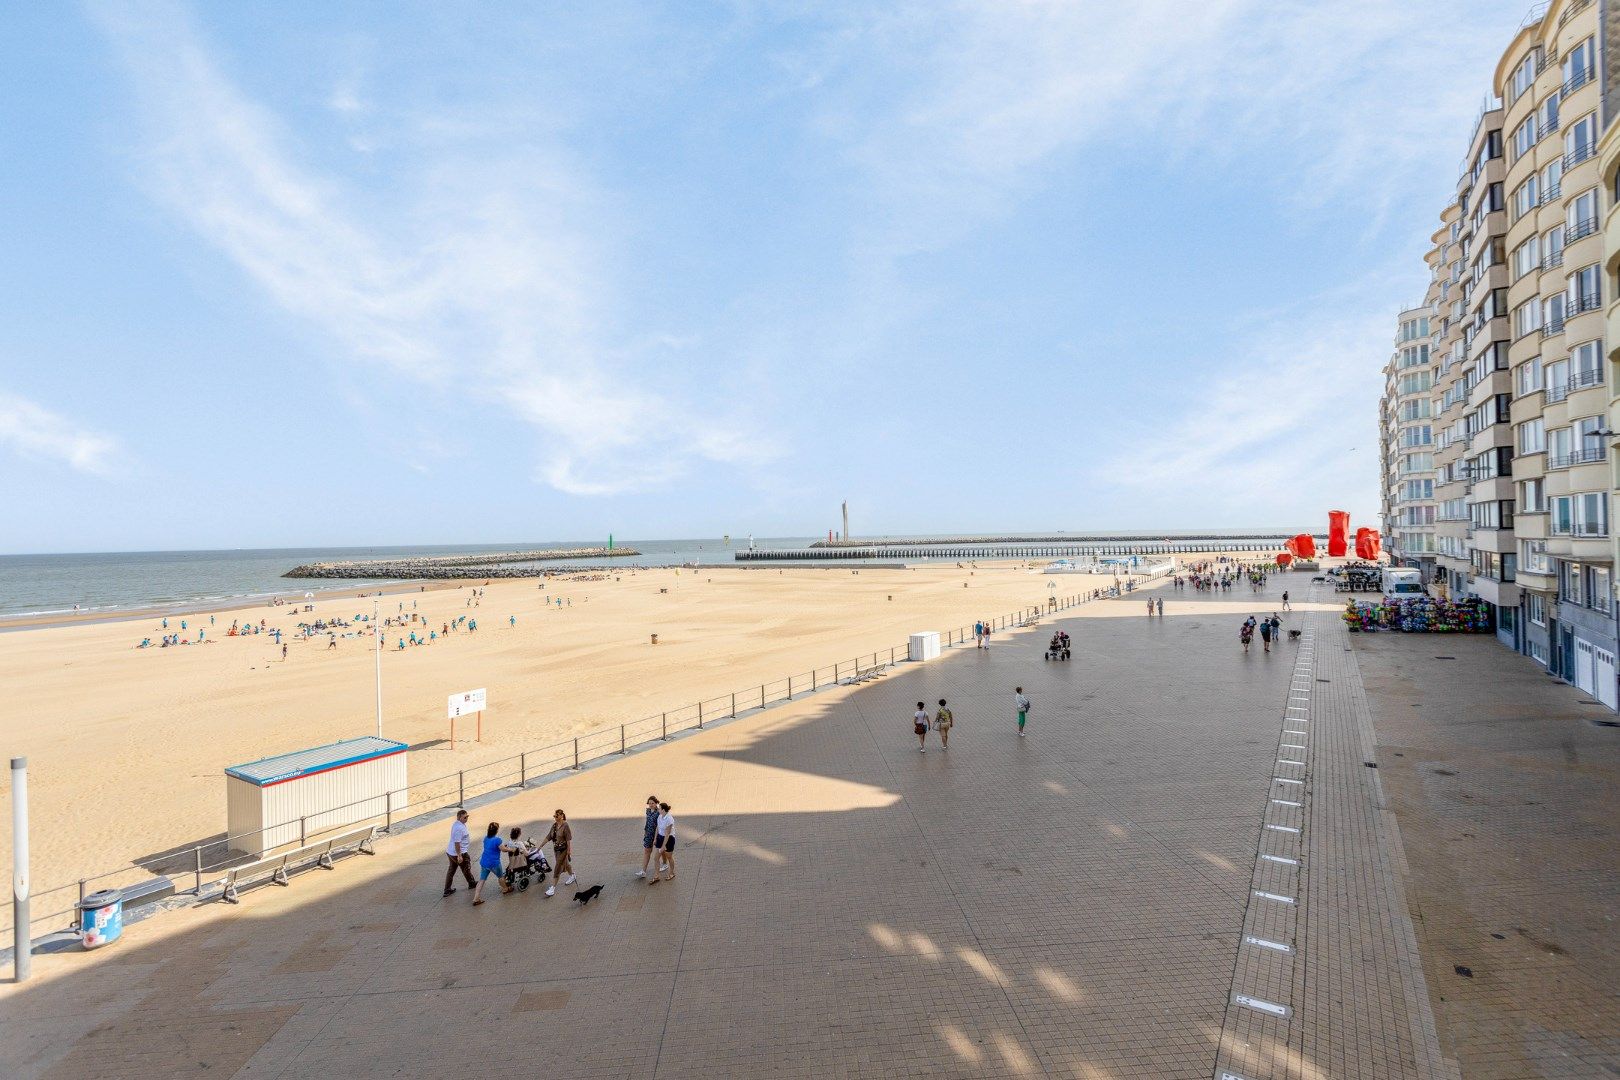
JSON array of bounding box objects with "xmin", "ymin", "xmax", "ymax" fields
[{"xmin": 504, "ymin": 840, "xmax": 551, "ymax": 892}]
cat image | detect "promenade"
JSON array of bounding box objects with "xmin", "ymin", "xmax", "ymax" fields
[{"xmin": 2, "ymin": 574, "xmax": 1615, "ymax": 1078}]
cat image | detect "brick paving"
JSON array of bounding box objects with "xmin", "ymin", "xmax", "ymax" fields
[{"xmin": 1, "ymin": 571, "xmax": 1611, "ymax": 1078}]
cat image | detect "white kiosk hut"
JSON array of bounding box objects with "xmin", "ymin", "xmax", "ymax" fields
[{"xmin": 226, "ymin": 736, "xmax": 407, "ymax": 857}]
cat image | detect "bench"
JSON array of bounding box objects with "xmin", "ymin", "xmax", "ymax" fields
[{"xmin": 222, "ymin": 825, "xmax": 378, "ymax": 904}]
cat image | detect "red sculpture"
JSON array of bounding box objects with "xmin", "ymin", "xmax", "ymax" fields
[
  {"xmin": 1276, "ymin": 552, "xmax": 1293, "ymax": 567},
  {"xmin": 1285, "ymin": 533, "xmax": 1316, "ymax": 559},
  {"xmin": 1355, "ymin": 528, "xmax": 1382, "ymax": 561},
  {"xmin": 1327, "ymin": 510, "xmax": 1350, "ymax": 557}
]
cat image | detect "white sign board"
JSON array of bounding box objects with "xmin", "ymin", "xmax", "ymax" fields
[{"xmin": 448, "ymin": 688, "xmax": 487, "ymax": 718}]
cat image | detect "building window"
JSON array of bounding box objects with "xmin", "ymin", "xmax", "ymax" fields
[
  {"xmin": 1517, "ymin": 417, "xmax": 1546, "ymax": 453},
  {"xmin": 1569, "ymin": 339, "xmax": 1604, "ymax": 389},
  {"xmin": 1528, "ymin": 592, "xmax": 1546, "ymax": 625},
  {"xmin": 1569, "ymin": 265, "xmax": 1602, "ymax": 312},
  {"xmin": 1519, "ymin": 477, "xmax": 1546, "ymax": 512},
  {"xmin": 1512, "ymin": 237, "xmax": 1540, "ymax": 279},
  {"xmin": 1522, "ymin": 538, "xmax": 1550, "ymax": 573},
  {"xmin": 1513, "ymin": 115, "xmax": 1536, "ymax": 160},
  {"xmin": 1510, "ymin": 49, "xmax": 1541, "ymax": 101},
  {"xmin": 1590, "ymin": 567, "xmax": 1612, "ymax": 613},
  {"xmin": 1568, "ymin": 188, "xmax": 1600, "ymax": 238},
  {"xmin": 1513, "ymin": 176, "xmax": 1539, "ymax": 220},
  {"xmin": 1563, "ymin": 37, "xmax": 1595, "ymax": 91},
  {"xmin": 1565, "ymin": 114, "xmax": 1598, "ymax": 164},
  {"xmin": 1515, "ymin": 299, "xmax": 1542, "ymax": 337},
  {"xmin": 1549, "ymin": 492, "xmax": 1608, "ymax": 536}
]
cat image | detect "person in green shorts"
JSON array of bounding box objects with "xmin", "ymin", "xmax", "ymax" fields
[{"xmin": 1014, "ymin": 687, "xmax": 1030, "ymax": 736}]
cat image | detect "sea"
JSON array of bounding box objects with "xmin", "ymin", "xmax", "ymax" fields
[
  {"xmin": 0, "ymin": 539, "xmax": 815, "ymax": 620},
  {"xmin": 0, "ymin": 530, "xmax": 1303, "ymax": 621}
]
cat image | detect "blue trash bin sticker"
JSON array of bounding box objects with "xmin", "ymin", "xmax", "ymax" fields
[{"xmin": 80, "ymin": 890, "xmax": 123, "ymax": 948}]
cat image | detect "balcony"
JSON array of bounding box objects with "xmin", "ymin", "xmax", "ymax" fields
[
  {"xmin": 1569, "ymin": 290, "xmax": 1602, "ymax": 315},
  {"xmin": 1567, "ymin": 215, "xmax": 1600, "ymax": 243},
  {"xmin": 1562, "ymin": 66, "xmax": 1595, "ymax": 97},
  {"xmin": 1540, "ymin": 182, "xmax": 1563, "ymax": 206},
  {"xmin": 1540, "ymin": 318, "xmax": 1566, "ymax": 338},
  {"xmin": 1542, "ymin": 247, "xmax": 1565, "ymax": 270},
  {"xmin": 1547, "ymin": 446, "xmax": 1607, "ymax": 468},
  {"xmin": 1564, "ymin": 143, "xmax": 1596, "ymax": 170}
]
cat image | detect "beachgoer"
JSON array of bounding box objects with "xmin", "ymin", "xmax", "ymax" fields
[
  {"xmin": 501, "ymin": 825, "xmax": 528, "ymax": 887},
  {"xmin": 1260, "ymin": 618, "xmax": 1273, "ymax": 652},
  {"xmin": 637, "ymin": 795, "xmax": 661, "ymax": 878},
  {"xmin": 544, "ymin": 809, "xmax": 574, "ymax": 897},
  {"xmin": 650, "ymin": 802, "xmax": 676, "ymax": 883},
  {"xmin": 1147, "ymin": 598, "xmax": 1155, "ymax": 617},
  {"xmin": 1281, "ymin": 591, "xmax": 1291, "ymax": 611},
  {"xmin": 1240, "ymin": 619, "xmax": 1254, "ymax": 653},
  {"xmin": 974, "ymin": 620, "xmax": 985, "ymax": 648},
  {"xmin": 281, "ymin": 643, "xmax": 288, "ymax": 660},
  {"xmin": 935, "ymin": 699, "xmax": 953, "ymax": 749},
  {"xmin": 444, "ymin": 809, "xmax": 476, "ymax": 895},
  {"xmin": 914, "ymin": 701, "xmax": 930, "ymax": 752},
  {"xmin": 1156, "ymin": 597, "xmax": 1164, "ymax": 616},
  {"xmin": 1014, "ymin": 687, "xmax": 1030, "ymax": 736},
  {"xmin": 471, "ymin": 821, "xmax": 511, "ymax": 904}
]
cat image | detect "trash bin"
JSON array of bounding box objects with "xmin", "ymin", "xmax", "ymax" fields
[{"xmin": 79, "ymin": 889, "xmax": 124, "ymax": 949}]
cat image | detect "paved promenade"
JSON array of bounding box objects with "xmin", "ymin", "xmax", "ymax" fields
[{"xmin": 1, "ymin": 574, "xmax": 1613, "ymax": 1078}]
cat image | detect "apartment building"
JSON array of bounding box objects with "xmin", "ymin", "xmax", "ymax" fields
[
  {"xmin": 1381, "ymin": 0, "xmax": 1619, "ymax": 708},
  {"xmin": 1382, "ymin": 308, "xmax": 1438, "ymax": 579}
]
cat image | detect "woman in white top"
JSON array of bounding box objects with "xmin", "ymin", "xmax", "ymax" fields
[
  {"xmin": 913, "ymin": 701, "xmax": 930, "ymax": 752},
  {"xmin": 649, "ymin": 802, "xmax": 677, "ymax": 884}
]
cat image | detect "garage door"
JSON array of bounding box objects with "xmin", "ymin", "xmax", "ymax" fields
[
  {"xmin": 1575, "ymin": 639, "xmax": 1596, "ymax": 697},
  {"xmin": 1595, "ymin": 646, "xmax": 1618, "ymax": 710}
]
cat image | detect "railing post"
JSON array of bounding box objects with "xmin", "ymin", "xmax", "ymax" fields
[
  {"xmin": 300, "ymin": 817, "xmax": 307, "ymax": 846},
  {"xmin": 813, "ymin": 669, "xmax": 818, "ymax": 691},
  {"xmin": 890, "ymin": 647, "xmax": 895, "ymax": 664},
  {"xmin": 731, "ymin": 692, "xmax": 736, "ymax": 717},
  {"xmin": 458, "ymin": 771, "xmax": 464, "ymax": 806},
  {"xmin": 573, "ymin": 738, "xmax": 580, "ymax": 769},
  {"xmin": 620, "ymin": 725, "xmax": 627, "ymax": 754},
  {"xmin": 662, "ymin": 712, "xmax": 668, "ymax": 740},
  {"xmin": 761, "ymin": 684, "xmax": 765, "ymax": 708},
  {"xmin": 193, "ymin": 847, "xmax": 203, "ymax": 895},
  {"xmin": 520, "ymin": 752, "xmax": 527, "ymax": 786},
  {"xmin": 78, "ymin": 879, "xmax": 86, "ymax": 919},
  {"xmin": 698, "ymin": 702, "xmax": 704, "ymax": 729},
  {"xmin": 788, "ymin": 676, "xmax": 793, "ymax": 698}
]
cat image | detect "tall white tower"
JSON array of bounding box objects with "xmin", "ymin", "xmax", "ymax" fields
[{"xmin": 842, "ymin": 501, "xmax": 849, "ymax": 541}]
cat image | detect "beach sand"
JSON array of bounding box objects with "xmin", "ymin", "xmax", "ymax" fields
[{"xmin": 0, "ymin": 559, "xmax": 1242, "ymax": 912}]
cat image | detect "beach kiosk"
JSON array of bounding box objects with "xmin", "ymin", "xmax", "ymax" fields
[
  {"xmin": 225, "ymin": 737, "xmax": 407, "ymax": 858},
  {"xmin": 908, "ymin": 631, "xmax": 941, "ymax": 662}
]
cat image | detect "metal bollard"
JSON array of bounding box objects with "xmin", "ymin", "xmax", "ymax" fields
[{"xmin": 300, "ymin": 817, "xmax": 307, "ymax": 846}]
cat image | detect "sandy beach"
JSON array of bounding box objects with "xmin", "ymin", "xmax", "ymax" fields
[{"xmin": 0, "ymin": 560, "xmax": 1204, "ymax": 904}]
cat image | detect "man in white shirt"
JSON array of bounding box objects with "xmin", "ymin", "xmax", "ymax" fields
[{"xmin": 444, "ymin": 809, "xmax": 475, "ymax": 896}]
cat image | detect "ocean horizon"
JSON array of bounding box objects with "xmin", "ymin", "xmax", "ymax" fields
[{"xmin": 0, "ymin": 530, "xmax": 1307, "ymax": 617}]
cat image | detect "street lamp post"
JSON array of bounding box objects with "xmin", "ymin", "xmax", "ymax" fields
[{"xmin": 374, "ymin": 598, "xmax": 383, "ymax": 739}]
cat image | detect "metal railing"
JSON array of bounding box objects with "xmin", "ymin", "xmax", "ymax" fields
[
  {"xmin": 1566, "ymin": 215, "xmax": 1599, "ymax": 242},
  {"xmin": 5, "ymin": 575, "xmax": 1207, "ymax": 939},
  {"xmin": 1548, "ymin": 445, "xmax": 1606, "ymax": 468}
]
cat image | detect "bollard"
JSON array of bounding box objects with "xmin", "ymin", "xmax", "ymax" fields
[{"xmin": 300, "ymin": 817, "xmax": 307, "ymax": 846}]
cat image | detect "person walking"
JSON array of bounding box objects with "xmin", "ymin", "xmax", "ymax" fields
[
  {"xmin": 443, "ymin": 808, "xmax": 476, "ymax": 896},
  {"xmin": 914, "ymin": 701, "xmax": 931, "ymax": 752},
  {"xmin": 1259, "ymin": 617, "xmax": 1273, "ymax": 652},
  {"xmin": 637, "ymin": 795, "xmax": 661, "ymax": 878},
  {"xmin": 544, "ymin": 809, "xmax": 575, "ymax": 897},
  {"xmin": 934, "ymin": 699, "xmax": 954, "ymax": 750},
  {"xmin": 1147, "ymin": 598, "xmax": 1155, "ymax": 617},
  {"xmin": 974, "ymin": 620, "xmax": 985, "ymax": 648},
  {"xmin": 1281, "ymin": 590, "xmax": 1290, "ymax": 612},
  {"xmin": 649, "ymin": 802, "xmax": 676, "ymax": 884},
  {"xmin": 1240, "ymin": 618, "xmax": 1254, "ymax": 653},
  {"xmin": 471, "ymin": 821, "xmax": 512, "ymax": 904},
  {"xmin": 1156, "ymin": 597, "xmax": 1164, "ymax": 617},
  {"xmin": 982, "ymin": 622, "xmax": 992, "ymax": 649},
  {"xmin": 1270, "ymin": 614, "xmax": 1283, "ymax": 642},
  {"xmin": 1014, "ymin": 687, "xmax": 1030, "ymax": 736}
]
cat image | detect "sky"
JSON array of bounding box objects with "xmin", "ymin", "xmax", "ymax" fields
[{"xmin": 0, "ymin": 0, "xmax": 1530, "ymax": 553}]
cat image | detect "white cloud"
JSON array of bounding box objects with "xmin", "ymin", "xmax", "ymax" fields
[
  {"xmin": 0, "ymin": 391, "xmax": 119, "ymax": 475},
  {"xmin": 89, "ymin": 1, "xmax": 762, "ymax": 495}
]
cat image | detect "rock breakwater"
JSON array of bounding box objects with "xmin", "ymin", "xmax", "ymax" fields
[{"xmin": 284, "ymin": 547, "xmax": 639, "ymax": 579}]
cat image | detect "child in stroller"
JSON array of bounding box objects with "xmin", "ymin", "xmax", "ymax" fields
[
  {"xmin": 1044, "ymin": 631, "xmax": 1072, "ymax": 661},
  {"xmin": 504, "ymin": 832, "xmax": 552, "ymax": 892}
]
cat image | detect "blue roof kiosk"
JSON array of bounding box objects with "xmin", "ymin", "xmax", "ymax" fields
[{"xmin": 225, "ymin": 737, "xmax": 408, "ymax": 857}]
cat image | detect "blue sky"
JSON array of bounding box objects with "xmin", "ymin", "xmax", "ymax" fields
[{"xmin": 0, "ymin": 1, "xmax": 1527, "ymax": 553}]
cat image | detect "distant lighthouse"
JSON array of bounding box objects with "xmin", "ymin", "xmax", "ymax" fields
[{"xmin": 842, "ymin": 501, "xmax": 849, "ymax": 542}]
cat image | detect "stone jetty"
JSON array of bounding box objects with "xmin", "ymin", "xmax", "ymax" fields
[{"xmin": 284, "ymin": 547, "xmax": 639, "ymax": 580}]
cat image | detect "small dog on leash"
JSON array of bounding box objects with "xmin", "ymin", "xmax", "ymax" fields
[
  {"xmin": 574, "ymin": 884, "xmax": 604, "ymax": 906},
  {"xmin": 1288, "ymin": 629, "xmax": 1302, "ymax": 641}
]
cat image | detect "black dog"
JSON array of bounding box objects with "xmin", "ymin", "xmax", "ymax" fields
[{"xmin": 574, "ymin": 884, "xmax": 604, "ymax": 906}]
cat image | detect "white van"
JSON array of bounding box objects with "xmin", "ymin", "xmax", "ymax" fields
[{"xmin": 1380, "ymin": 568, "xmax": 1424, "ymax": 597}]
